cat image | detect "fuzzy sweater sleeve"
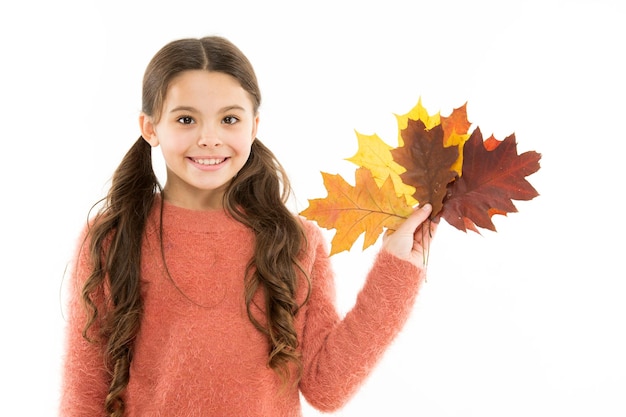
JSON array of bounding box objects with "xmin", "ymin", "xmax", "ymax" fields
[
  {"xmin": 59, "ymin": 227, "xmax": 110, "ymax": 417},
  {"xmin": 298, "ymin": 222, "xmax": 425, "ymax": 412}
]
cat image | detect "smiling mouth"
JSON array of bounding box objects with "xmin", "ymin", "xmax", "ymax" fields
[{"xmin": 190, "ymin": 157, "xmax": 227, "ymax": 166}]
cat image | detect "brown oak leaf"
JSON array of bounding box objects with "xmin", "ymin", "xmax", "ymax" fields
[
  {"xmin": 438, "ymin": 127, "xmax": 541, "ymax": 233},
  {"xmin": 391, "ymin": 119, "xmax": 459, "ymax": 216}
]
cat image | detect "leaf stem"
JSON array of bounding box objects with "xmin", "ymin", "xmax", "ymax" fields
[{"xmin": 422, "ymin": 218, "xmax": 431, "ymax": 268}]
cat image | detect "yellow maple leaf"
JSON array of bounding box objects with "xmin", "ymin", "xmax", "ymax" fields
[
  {"xmin": 300, "ymin": 167, "xmax": 414, "ymax": 255},
  {"xmin": 395, "ymin": 97, "xmax": 441, "ymax": 146},
  {"xmin": 345, "ymin": 131, "xmax": 417, "ymax": 204}
]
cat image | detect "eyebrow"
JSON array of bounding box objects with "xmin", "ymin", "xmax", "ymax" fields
[{"xmin": 168, "ymin": 105, "xmax": 247, "ymax": 114}]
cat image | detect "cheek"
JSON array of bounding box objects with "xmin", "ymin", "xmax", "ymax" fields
[
  {"xmin": 233, "ymin": 136, "xmax": 254, "ymax": 156},
  {"xmin": 224, "ymin": 127, "xmax": 255, "ymax": 151},
  {"xmin": 159, "ymin": 130, "xmax": 195, "ymax": 154}
]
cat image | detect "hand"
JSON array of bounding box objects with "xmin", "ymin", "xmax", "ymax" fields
[{"xmin": 381, "ymin": 204, "xmax": 437, "ymax": 268}]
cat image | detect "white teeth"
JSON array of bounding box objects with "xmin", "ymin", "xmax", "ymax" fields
[{"xmin": 193, "ymin": 158, "xmax": 224, "ymax": 165}]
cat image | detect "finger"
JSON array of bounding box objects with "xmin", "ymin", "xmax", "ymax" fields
[
  {"xmin": 414, "ymin": 217, "xmax": 437, "ymax": 244},
  {"xmin": 419, "ymin": 217, "xmax": 438, "ymax": 237}
]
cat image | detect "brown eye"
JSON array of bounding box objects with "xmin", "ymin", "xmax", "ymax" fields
[
  {"xmin": 222, "ymin": 116, "xmax": 239, "ymax": 125},
  {"xmin": 177, "ymin": 116, "xmax": 194, "ymax": 125}
]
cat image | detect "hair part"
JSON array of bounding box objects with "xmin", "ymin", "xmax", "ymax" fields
[{"xmin": 81, "ymin": 36, "xmax": 309, "ymax": 416}]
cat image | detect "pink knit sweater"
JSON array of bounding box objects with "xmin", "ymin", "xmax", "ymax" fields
[{"xmin": 60, "ymin": 199, "xmax": 424, "ymax": 416}]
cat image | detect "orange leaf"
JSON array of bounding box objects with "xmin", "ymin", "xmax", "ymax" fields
[
  {"xmin": 440, "ymin": 102, "xmax": 471, "ymax": 175},
  {"xmin": 391, "ymin": 119, "xmax": 459, "ymax": 216},
  {"xmin": 439, "ymin": 128, "xmax": 541, "ymax": 232},
  {"xmin": 441, "ymin": 102, "xmax": 471, "ymax": 146},
  {"xmin": 300, "ymin": 167, "xmax": 414, "ymax": 255}
]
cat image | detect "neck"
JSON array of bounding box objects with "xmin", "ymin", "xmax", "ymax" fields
[{"xmin": 162, "ymin": 186, "xmax": 225, "ymax": 211}]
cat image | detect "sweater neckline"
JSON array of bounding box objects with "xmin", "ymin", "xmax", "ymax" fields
[{"xmin": 152, "ymin": 195, "xmax": 245, "ymax": 233}]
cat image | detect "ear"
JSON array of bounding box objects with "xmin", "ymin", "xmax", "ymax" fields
[
  {"xmin": 139, "ymin": 113, "xmax": 159, "ymax": 147},
  {"xmin": 251, "ymin": 114, "xmax": 260, "ymax": 142}
]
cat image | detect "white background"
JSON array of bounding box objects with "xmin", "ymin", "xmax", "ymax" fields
[{"xmin": 1, "ymin": 0, "xmax": 624, "ymax": 416}]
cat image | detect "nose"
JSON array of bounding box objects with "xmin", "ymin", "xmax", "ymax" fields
[{"xmin": 198, "ymin": 126, "xmax": 222, "ymax": 148}]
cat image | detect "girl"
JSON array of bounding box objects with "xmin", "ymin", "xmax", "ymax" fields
[{"xmin": 60, "ymin": 36, "xmax": 436, "ymax": 417}]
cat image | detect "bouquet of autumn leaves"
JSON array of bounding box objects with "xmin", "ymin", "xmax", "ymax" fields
[{"xmin": 299, "ymin": 99, "xmax": 542, "ymax": 259}]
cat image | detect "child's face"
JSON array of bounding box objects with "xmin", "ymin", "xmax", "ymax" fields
[{"xmin": 141, "ymin": 70, "xmax": 259, "ymax": 210}]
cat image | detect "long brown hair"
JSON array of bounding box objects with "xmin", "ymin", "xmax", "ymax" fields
[{"xmin": 81, "ymin": 36, "xmax": 309, "ymax": 417}]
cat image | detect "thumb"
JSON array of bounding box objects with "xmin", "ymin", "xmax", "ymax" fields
[{"xmin": 396, "ymin": 204, "xmax": 432, "ymax": 235}]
